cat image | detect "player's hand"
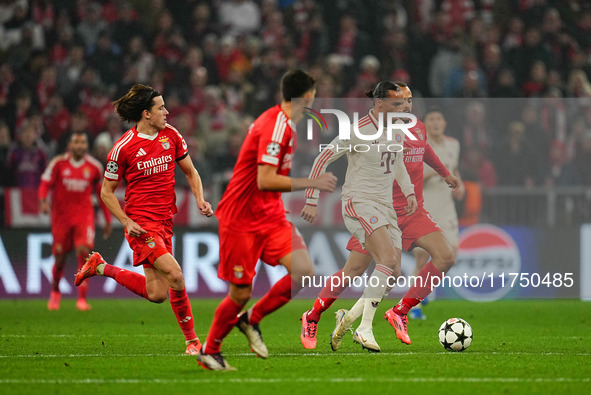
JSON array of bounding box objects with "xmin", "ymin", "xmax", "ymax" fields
[
  {"xmin": 300, "ymin": 204, "xmax": 318, "ymax": 223},
  {"xmin": 198, "ymin": 200, "xmax": 214, "ymax": 217},
  {"xmin": 405, "ymin": 194, "xmax": 417, "ymax": 216},
  {"xmin": 314, "ymin": 172, "xmax": 337, "ymax": 192},
  {"xmin": 452, "ymin": 181, "xmax": 465, "ymax": 201},
  {"xmin": 125, "ymin": 220, "xmax": 147, "ymax": 238},
  {"xmin": 103, "ymin": 222, "xmax": 113, "ymax": 239},
  {"xmin": 444, "ymin": 174, "xmax": 460, "ymax": 192},
  {"xmin": 39, "ymin": 200, "xmax": 50, "ymax": 215}
]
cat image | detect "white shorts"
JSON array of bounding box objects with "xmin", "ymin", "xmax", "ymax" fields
[{"xmin": 342, "ymin": 198, "xmax": 402, "ymax": 249}]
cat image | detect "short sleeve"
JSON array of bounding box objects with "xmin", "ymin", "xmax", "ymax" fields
[
  {"xmin": 167, "ymin": 124, "xmax": 189, "ymax": 161},
  {"xmin": 257, "ymin": 112, "xmax": 289, "ymax": 167},
  {"xmin": 104, "ymin": 134, "xmax": 131, "ymax": 181}
]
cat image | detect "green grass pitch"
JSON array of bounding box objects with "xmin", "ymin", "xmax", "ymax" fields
[{"xmin": 0, "ymin": 298, "xmax": 589, "ymax": 394}]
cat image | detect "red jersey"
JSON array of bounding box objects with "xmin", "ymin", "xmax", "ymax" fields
[
  {"xmin": 392, "ymin": 119, "xmax": 449, "ymax": 215},
  {"xmin": 104, "ymin": 123, "xmax": 188, "ymax": 222},
  {"xmin": 216, "ymin": 105, "xmax": 295, "ymax": 232},
  {"xmin": 39, "ymin": 152, "xmax": 111, "ymax": 225}
]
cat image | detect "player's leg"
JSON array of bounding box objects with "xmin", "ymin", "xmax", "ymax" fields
[
  {"xmin": 301, "ymin": 249, "xmax": 371, "ymax": 349},
  {"xmin": 199, "ymin": 227, "xmax": 258, "ymax": 370},
  {"xmin": 48, "ymin": 253, "xmax": 66, "ymax": 310},
  {"xmin": 48, "ymin": 224, "xmax": 73, "ymax": 310},
  {"xmin": 307, "ymin": 237, "xmax": 371, "ymax": 322},
  {"xmin": 73, "ymin": 222, "xmax": 95, "ymax": 310},
  {"xmin": 394, "ymin": 231, "xmax": 453, "ymax": 315},
  {"xmin": 409, "ymin": 247, "xmax": 430, "ymax": 320},
  {"xmin": 74, "ymin": 245, "xmax": 92, "ymax": 310},
  {"xmin": 151, "ymin": 253, "xmax": 202, "ymax": 351}
]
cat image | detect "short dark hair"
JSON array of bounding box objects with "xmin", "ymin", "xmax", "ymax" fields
[
  {"xmin": 69, "ymin": 130, "xmax": 88, "ymax": 142},
  {"xmin": 365, "ymin": 81, "xmax": 400, "ymax": 99},
  {"xmin": 281, "ymin": 70, "xmax": 316, "ymax": 102},
  {"xmin": 112, "ymin": 83, "xmax": 161, "ymax": 123},
  {"xmin": 423, "ymin": 106, "xmax": 444, "ymax": 120}
]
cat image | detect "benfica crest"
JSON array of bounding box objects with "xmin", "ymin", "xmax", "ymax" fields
[
  {"xmin": 416, "ymin": 131, "xmax": 424, "ymax": 140},
  {"xmin": 145, "ymin": 237, "xmax": 155, "ymax": 248},
  {"xmin": 233, "ymin": 265, "xmax": 244, "ymax": 279},
  {"xmin": 159, "ymin": 137, "xmax": 170, "ymax": 150}
]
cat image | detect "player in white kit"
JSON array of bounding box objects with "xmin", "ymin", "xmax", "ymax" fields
[{"xmin": 301, "ymin": 81, "xmax": 417, "ymax": 351}]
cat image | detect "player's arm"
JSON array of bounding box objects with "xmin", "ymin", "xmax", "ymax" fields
[
  {"xmin": 177, "ymin": 155, "xmax": 213, "ymax": 217},
  {"xmin": 100, "ymin": 178, "xmax": 146, "ymax": 237},
  {"xmin": 300, "ymin": 136, "xmax": 349, "ymax": 223},
  {"xmin": 38, "ymin": 156, "xmax": 61, "ymax": 214},
  {"xmin": 395, "ymin": 149, "xmax": 417, "ymax": 215},
  {"xmin": 423, "ymin": 143, "xmax": 459, "ymax": 191},
  {"xmin": 94, "ymin": 180, "xmax": 113, "ymax": 239},
  {"xmin": 257, "ymin": 165, "xmax": 337, "ymax": 192}
]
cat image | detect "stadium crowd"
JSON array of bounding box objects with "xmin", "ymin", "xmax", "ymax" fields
[{"xmin": 1, "ymin": 0, "xmax": 591, "ymax": 206}]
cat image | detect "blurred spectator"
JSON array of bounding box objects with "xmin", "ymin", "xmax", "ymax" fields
[
  {"xmin": 6, "ymin": 122, "xmax": 47, "ymax": 188},
  {"xmin": 494, "ymin": 122, "xmax": 535, "ymax": 186},
  {"xmin": 196, "ymin": 86, "xmax": 241, "ymax": 153},
  {"xmin": 332, "ymin": 14, "xmax": 370, "ymax": 67},
  {"xmin": 211, "ymin": 129, "xmax": 248, "ymax": 193},
  {"xmin": 214, "ymin": 35, "xmax": 246, "ymax": 83},
  {"xmin": 445, "ymin": 54, "xmax": 487, "ymax": 97},
  {"xmin": 76, "ymin": 2, "xmax": 106, "ymax": 48},
  {"xmin": 87, "ymin": 31, "xmax": 122, "ymax": 87},
  {"xmin": 574, "ymin": 133, "xmax": 591, "ymax": 185},
  {"xmin": 540, "ymin": 140, "xmax": 580, "ymax": 187},
  {"xmin": 461, "ymin": 101, "xmax": 494, "ymax": 155},
  {"xmin": 521, "ymin": 104, "xmax": 549, "ymax": 171},
  {"xmin": 122, "ymin": 36, "xmax": 154, "ymax": 83},
  {"xmin": 218, "ymin": 0, "xmax": 261, "ymax": 37},
  {"xmin": 186, "ymin": 2, "xmax": 217, "ymax": 45},
  {"xmin": 429, "ymin": 28, "xmax": 463, "ymax": 97},
  {"xmin": 0, "ymin": 122, "xmax": 12, "ymax": 186},
  {"xmin": 111, "ymin": 2, "xmax": 144, "ymax": 48},
  {"xmin": 461, "ymin": 146, "xmax": 497, "ymax": 188},
  {"xmin": 567, "ymin": 69, "xmax": 591, "ymax": 99},
  {"xmin": 490, "ymin": 68, "xmax": 520, "ymax": 97}
]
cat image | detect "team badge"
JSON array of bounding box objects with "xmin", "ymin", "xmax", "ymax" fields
[
  {"xmin": 106, "ymin": 161, "xmax": 118, "ymax": 173},
  {"xmin": 417, "ymin": 131, "xmax": 423, "ymax": 140},
  {"xmin": 370, "ymin": 216, "xmax": 378, "ymax": 224},
  {"xmin": 266, "ymin": 142, "xmax": 281, "ymax": 156},
  {"xmin": 395, "ymin": 134, "xmax": 402, "ymax": 143},
  {"xmin": 159, "ymin": 137, "xmax": 170, "ymax": 150},
  {"xmin": 145, "ymin": 237, "xmax": 155, "ymax": 248},
  {"xmin": 83, "ymin": 168, "xmax": 91, "ymax": 179},
  {"xmin": 233, "ymin": 265, "xmax": 244, "ymax": 279}
]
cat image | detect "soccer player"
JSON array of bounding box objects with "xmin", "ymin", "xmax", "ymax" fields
[
  {"xmin": 40, "ymin": 131, "xmax": 113, "ymax": 311},
  {"xmin": 197, "ymin": 70, "xmax": 337, "ymax": 371},
  {"xmin": 300, "ymin": 81, "xmax": 419, "ymax": 352},
  {"xmin": 74, "ymin": 83, "xmax": 213, "ymax": 356},
  {"xmin": 411, "ymin": 108, "xmax": 464, "ymax": 320},
  {"xmin": 300, "ymin": 82, "xmax": 459, "ymax": 351}
]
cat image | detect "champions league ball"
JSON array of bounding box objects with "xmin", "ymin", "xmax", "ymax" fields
[{"xmin": 438, "ymin": 318, "xmax": 473, "ymax": 352}]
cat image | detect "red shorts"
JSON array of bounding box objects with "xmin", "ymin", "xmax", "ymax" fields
[
  {"xmin": 346, "ymin": 207, "xmax": 441, "ymax": 255},
  {"xmin": 52, "ymin": 219, "xmax": 94, "ymax": 255},
  {"xmin": 125, "ymin": 219, "xmax": 173, "ymax": 268},
  {"xmin": 218, "ymin": 221, "xmax": 307, "ymax": 285}
]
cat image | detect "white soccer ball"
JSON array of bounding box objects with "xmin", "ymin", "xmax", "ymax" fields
[{"xmin": 438, "ymin": 318, "xmax": 473, "ymax": 352}]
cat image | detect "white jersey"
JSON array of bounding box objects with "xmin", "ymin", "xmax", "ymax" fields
[
  {"xmin": 305, "ymin": 110, "xmax": 414, "ymax": 209},
  {"xmin": 423, "ymin": 136, "xmax": 460, "ymax": 237}
]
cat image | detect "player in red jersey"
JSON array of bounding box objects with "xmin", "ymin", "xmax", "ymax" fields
[
  {"xmin": 74, "ymin": 83, "xmax": 213, "ymax": 356},
  {"xmin": 40, "ymin": 131, "xmax": 113, "ymax": 311},
  {"xmin": 300, "ymin": 82, "xmax": 459, "ymax": 350},
  {"xmin": 197, "ymin": 70, "xmax": 337, "ymax": 371}
]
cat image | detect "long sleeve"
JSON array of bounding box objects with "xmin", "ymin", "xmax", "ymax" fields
[
  {"xmin": 424, "ymin": 143, "xmax": 450, "ymax": 178},
  {"xmin": 394, "ymin": 151, "xmax": 414, "ymax": 197},
  {"xmin": 304, "ymin": 136, "xmax": 349, "ymax": 206},
  {"xmin": 38, "ymin": 158, "xmax": 58, "ymax": 200}
]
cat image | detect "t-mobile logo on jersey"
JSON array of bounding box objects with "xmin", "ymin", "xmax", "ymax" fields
[{"xmin": 380, "ymin": 151, "xmax": 398, "ymax": 174}]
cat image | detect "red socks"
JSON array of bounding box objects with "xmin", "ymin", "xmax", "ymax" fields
[
  {"xmin": 103, "ymin": 264, "xmax": 149, "ymax": 300},
  {"xmin": 249, "ymin": 274, "xmax": 292, "ymax": 325},
  {"xmin": 395, "ymin": 261, "xmax": 443, "ymax": 315},
  {"xmin": 308, "ymin": 269, "xmax": 348, "ymax": 322},
  {"xmin": 169, "ymin": 288, "xmax": 197, "ymax": 342},
  {"xmin": 76, "ymin": 253, "xmax": 88, "ymax": 299},
  {"xmin": 51, "ymin": 262, "xmax": 65, "ymax": 292},
  {"xmin": 204, "ymin": 296, "xmax": 243, "ymax": 354}
]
